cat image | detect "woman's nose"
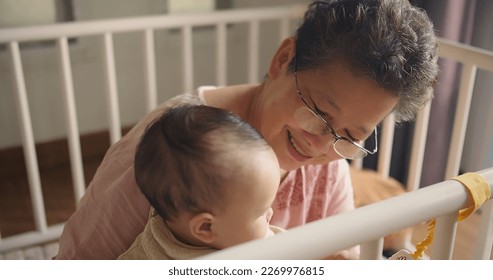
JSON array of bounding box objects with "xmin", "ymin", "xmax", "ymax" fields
[{"xmin": 301, "ymin": 129, "xmax": 335, "ymax": 155}]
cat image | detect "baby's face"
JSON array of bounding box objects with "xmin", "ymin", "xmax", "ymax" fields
[{"xmin": 211, "ymin": 148, "xmax": 280, "ymax": 249}]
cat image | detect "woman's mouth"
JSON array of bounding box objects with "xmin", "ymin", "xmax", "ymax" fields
[{"xmin": 287, "ymin": 131, "xmax": 312, "ymax": 162}]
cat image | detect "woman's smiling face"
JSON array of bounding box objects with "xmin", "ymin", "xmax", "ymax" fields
[{"xmin": 256, "ymin": 58, "xmax": 398, "ymax": 171}]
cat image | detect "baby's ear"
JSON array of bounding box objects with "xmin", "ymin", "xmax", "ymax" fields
[{"xmin": 189, "ymin": 213, "xmax": 216, "ymax": 244}]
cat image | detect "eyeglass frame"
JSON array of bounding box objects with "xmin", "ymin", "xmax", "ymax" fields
[{"xmin": 293, "ymin": 62, "xmax": 379, "ymax": 159}]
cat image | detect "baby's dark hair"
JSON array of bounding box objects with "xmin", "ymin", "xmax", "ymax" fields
[
  {"xmin": 289, "ymin": 0, "xmax": 439, "ymax": 122},
  {"xmin": 134, "ymin": 104, "xmax": 271, "ymax": 221}
]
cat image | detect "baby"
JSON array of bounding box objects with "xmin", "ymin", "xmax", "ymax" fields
[{"xmin": 118, "ymin": 104, "xmax": 282, "ymax": 259}]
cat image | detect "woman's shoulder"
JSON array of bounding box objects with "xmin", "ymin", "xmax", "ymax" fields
[
  {"xmin": 160, "ymin": 87, "xmax": 210, "ymax": 108},
  {"xmin": 127, "ymin": 88, "xmax": 212, "ymax": 136}
]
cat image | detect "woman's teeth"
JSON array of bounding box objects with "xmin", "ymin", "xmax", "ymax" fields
[{"xmin": 289, "ymin": 133, "xmax": 310, "ymax": 158}]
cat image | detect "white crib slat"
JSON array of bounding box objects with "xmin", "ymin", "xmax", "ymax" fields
[
  {"xmin": 430, "ymin": 213, "xmax": 458, "ymax": 260},
  {"xmin": 43, "ymin": 242, "xmax": 59, "ymax": 260},
  {"xmin": 143, "ymin": 29, "xmax": 157, "ymax": 112},
  {"xmin": 444, "ymin": 63, "xmax": 477, "ymax": 179},
  {"xmin": 359, "ymin": 238, "xmax": 384, "ymax": 260},
  {"xmin": 351, "ymin": 158, "xmax": 363, "ymax": 170},
  {"xmin": 102, "ymin": 32, "xmax": 122, "ymax": 144},
  {"xmin": 248, "ymin": 20, "xmax": 259, "ymax": 83},
  {"xmin": 4, "ymin": 250, "xmax": 25, "ymax": 260},
  {"xmin": 182, "ymin": 25, "xmax": 193, "ymax": 93},
  {"xmin": 438, "ymin": 38, "xmax": 493, "ymax": 72},
  {"xmin": 406, "ymin": 102, "xmax": 431, "ymax": 191},
  {"xmin": 377, "ymin": 113, "xmax": 395, "ymax": 177},
  {"xmin": 57, "ymin": 37, "xmax": 86, "ymax": 204},
  {"xmin": 216, "ymin": 23, "xmax": 227, "ymax": 87},
  {"xmin": 473, "ymin": 200, "xmax": 493, "ymax": 259},
  {"xmin": 0, "ymin": 224, "xmax": 64, "ymax": 253},
  {"xmin": 23, "ymin": 246, "xmax": 45, "ymax": 260},
  {"xmin": 7, "ymin": 42, "xmax": 48, "ymax": 234}
]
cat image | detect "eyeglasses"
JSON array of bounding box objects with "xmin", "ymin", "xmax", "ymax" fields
[{"xmin": 293, "ymin": 71, "xmax": 378, "ymax": 159}]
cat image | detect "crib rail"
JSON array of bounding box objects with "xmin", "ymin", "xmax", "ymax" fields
[{"xmin": 200, "ymin": 168, "xmax": 493, "ymax": 260}]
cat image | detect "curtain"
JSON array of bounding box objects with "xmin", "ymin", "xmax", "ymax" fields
[{"xmin": 418, "ymin": 0, "xmax": 477, "ymax": 186}]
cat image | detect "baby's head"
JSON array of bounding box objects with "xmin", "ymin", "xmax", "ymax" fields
[{"xmin": 134, "ymin": 104, "xmax": 280, "ymax": 249}]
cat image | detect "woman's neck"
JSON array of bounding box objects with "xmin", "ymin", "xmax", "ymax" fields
[
  {"xmin": 280, "ymin": 169, "xmax": 289, "ymax": 182},
  {"xmin": 201, "ymin": 84, "xmax": 262, "ymax": 121}
]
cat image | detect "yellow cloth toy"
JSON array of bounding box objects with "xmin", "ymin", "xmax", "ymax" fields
[{"xmin": 411, "ymin": 172, "xmax": 491, "ymax": 260}]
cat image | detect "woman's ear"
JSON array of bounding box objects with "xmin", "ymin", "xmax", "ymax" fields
[
  {"xmin": 189, "ymin": 213, "xmax": 216, "ymax": 244},
  {"xmin": 268, "ymin": 36, "xmax": 296, "ymax": 79}
]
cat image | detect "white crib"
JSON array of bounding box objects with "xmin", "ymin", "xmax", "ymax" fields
[{"xmin": 0, "ymin": 4, "xmax": 492, "ymax": 260}]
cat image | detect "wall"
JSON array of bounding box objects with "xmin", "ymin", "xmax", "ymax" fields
[{"xmin": 0, "ymin": 0, "xmax": 307, "ymax": 149}]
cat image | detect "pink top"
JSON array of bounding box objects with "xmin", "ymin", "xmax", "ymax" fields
[
  {"xmin": 55, "ymin": 88, "xmax": 355, "ymax": 259},
  {"xmin": 271, "ymin": 160, "xmax": 354, "ymax": 230}
]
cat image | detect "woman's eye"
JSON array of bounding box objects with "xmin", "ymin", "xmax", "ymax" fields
[
  {"xmin": 312, "ymin": 103, "xmax": 328, "ymax": 117},
  {"xmin": 316, "ymin": 107, "xmax": 332, "ymax": 123}
]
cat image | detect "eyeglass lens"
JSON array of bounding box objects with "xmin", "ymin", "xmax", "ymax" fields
[{"xmin": 294, "ymin": 106, "xmax": 368, "ymax": 159}]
